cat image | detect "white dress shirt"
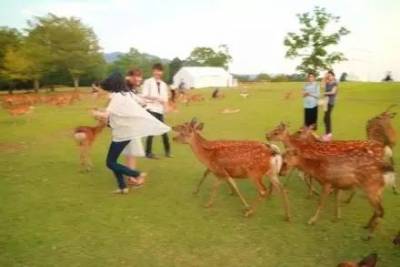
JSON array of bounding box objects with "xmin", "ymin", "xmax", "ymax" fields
[{"xmin": 141, "ymin": 77, "xmax": 169, "ymax": 114}]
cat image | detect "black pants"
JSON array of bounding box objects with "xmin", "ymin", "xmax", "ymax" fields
[
  {"xmin": 106, "ymin": 140, "xmax": 141, "ymax": 189},
  {"xmin": 304, "ymin": 107, "xmax": 318, "ymax": 129},
  {"xmin": 145, "ymin": 111, "xmax": 170, "ymax": 155},
  {"xmin": 323, "ymin": 104, "xmax": 334, "ymax": 134}
]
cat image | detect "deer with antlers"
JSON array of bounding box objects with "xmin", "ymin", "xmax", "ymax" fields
[
  {"xmin": 73, "ymin": 117, "xmax": 107, "ymax": 171},
  {"xmin": 172, "ymin": 118, "xmax": 290, "ymax": 219}
]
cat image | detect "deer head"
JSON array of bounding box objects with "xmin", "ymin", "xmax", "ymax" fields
[
  {"xmin": 172, "ymin": 118, "xmax": 204, "ymax": 144},
  {"xmin": 266, "ymin": 122, "xmax": 290, "ymax": 142},
  {"xmin": 393, "ymin": 231, "xmax": 400, "ymax": 246}
]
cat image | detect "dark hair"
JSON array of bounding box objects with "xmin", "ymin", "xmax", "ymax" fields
[
  {"xmin": 152, "ymin": 63, "xmax": 164, "ymax": 71},
  {"xmin": 307, "ymin": 72, "xmax": 316, "ymax": 77},
  {"xmin": 127, "ymin": 68, "xmax": 143, "ymax": 77},
  {"xmin": 327, "ymin": 70, "xmax": 335, "ymax": 77},
  {"xmin": 100, "ymin": 72, "xmax": 128, "ymax": 92}
]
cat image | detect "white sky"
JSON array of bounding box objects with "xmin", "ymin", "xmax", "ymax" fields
[{"xmin": 2, "ymin": 0, "xmax": 400, "ymax": 80}]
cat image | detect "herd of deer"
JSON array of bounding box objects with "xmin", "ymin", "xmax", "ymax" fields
[
  {"xmin": 0, "ymin": 91, "xmax": 83, "ymax": 119},
  {"xmin": 172, "ymin": 105, "xmax": 398, "ymax": 243}
]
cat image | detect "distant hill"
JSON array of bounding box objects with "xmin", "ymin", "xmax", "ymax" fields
[
  {"xmin": 103, "ymin": 51, "xmax": 170, "ymax": 64},
  {"xmin": 103, "ymin": 52, "xmax": 124, "ymax": 63}
]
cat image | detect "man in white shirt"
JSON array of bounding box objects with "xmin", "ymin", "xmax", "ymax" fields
[{"xmin": 142, "ymin": 63, "xmax": 171, "ymax": 159}]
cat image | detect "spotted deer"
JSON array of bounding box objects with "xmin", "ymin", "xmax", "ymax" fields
[
  {"xmin": 280, "ymin": 142, "xmax": 395, "ymax": 239},
  {"xmin": 172, "ymin": 118, "xmax": 290, "ymax": 219},
  {"xmin": 73, "ymin": 117, "xmax": 107, "ymax": 171}
]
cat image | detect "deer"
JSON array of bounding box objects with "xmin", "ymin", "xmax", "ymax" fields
[
  {"xmin": 337, "ymin": 253, "xmax": 378, "ymax": 267},
  {"xmin": 280, "ymin": 145, "xmax": 395, "ymax": 239},
  {"xmin": 73, "ymin": 117, "xmax": 107, "ymax": 171},
  {"xmin": 367, "ymin": 104, "xmax": 397, "ymax": 148},
  {"xmin": 267, "ymin": 123, "xmax": 397, "ymax": 197},
  {"xmin": 172, "ymin": 118, "xmax": 290, "ymax": 219}
]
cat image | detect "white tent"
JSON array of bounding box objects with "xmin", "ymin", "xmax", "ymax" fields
[{"xmin": 173, "ymin": 67, "xmax": 236, "ymax": 89}]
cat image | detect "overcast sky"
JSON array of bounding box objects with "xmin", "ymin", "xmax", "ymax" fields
[{"xmin": 1, "ymin": 0, "xmax": 399, "ymax": 80}]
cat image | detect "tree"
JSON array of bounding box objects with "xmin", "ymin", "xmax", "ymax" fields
[
  {"xmin": 284, "ymin": 6, "xmax": 350, "ymax": 74},
  {"xmin": 110, "ymin": 47, "xmax": 169, "ymax": 78},
  {"xmin": 256, "ymin": 73, "xmax": 271, "ymax": 81},
  {"xmin": 168, "ymin": 57, "xmax": 183, "ymax": 83},
  {"xmin": 26, "ymin": 13, "xmax": 105, "ymax": 89},
  {"xmin": 0, "ymin": 27, "xmax": 23, "ymax": 91},
  {"xmin": 186, "ymin": 45, "xmax": 232, "ymax": 69}
]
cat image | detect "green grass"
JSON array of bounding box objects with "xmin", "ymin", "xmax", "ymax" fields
[{"xmin": 0, "ymin": 82, "xmax": 399, "ymax": 267}]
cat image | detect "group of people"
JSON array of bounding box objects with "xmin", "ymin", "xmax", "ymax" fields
[
  {"xmin": 93, "ymin": 65, "xmax": 339, "ymax": 193},
  {"xmin": 302, "ymin": 70, "xmax": 338, "ymax": 141},
  {"xmin": 93, "ymin": 64, "xmax": 172, "ymax": 194}
]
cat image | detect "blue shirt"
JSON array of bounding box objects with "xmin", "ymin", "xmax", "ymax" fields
[
  {"xmin": 325, "ymin": 81, "xmax": 338, "ymax": 105},
  {"xmin": 303, "ymin": 82, "xmax": 320, "ymax": 108}
]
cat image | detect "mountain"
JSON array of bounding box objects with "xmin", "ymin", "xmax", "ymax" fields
[
  {"xmin": 103, "ymin": 52, "xmax": 124, "ymax": 63},
  {"xmin": 103, "ymin": 51, "xmax": 170, "ymax": 64}
]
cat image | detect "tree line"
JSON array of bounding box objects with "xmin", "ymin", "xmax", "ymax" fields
[{"xmin": 0, "ymin": 13, "xmax": 233, "ymax": 93}]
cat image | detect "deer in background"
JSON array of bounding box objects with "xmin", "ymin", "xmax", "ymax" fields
[
  {"xmin": 73, "ymin": 117, "xmax": 107, "ymax": 171},
  {"xmin": 172, "ymin": 118, "xmax": 290, "ymax": 219}
]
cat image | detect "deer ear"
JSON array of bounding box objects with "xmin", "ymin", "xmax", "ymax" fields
[
  {"xmin": 389, "ymin": 112, "xmax": 397, "ymax": 118},
  {"xmin": 172, "ymin": 125, "xmax": 184, "ymax": 132},
  {"xmin": 190, "ymin": 117, "xmax": 198, "ymax": 126},
  {"xmin": 196, "ymin": 122, "xmax": 204, "ymax": 131}
]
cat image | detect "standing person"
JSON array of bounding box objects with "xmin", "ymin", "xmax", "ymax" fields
[
  {"xmin": 322, "ymin": 70, "xmax": 338, "ymax": 141},
  {"xmin": 142, "ymin": 63, "xmax": 171, "ymax": 159},
  {"xmin": 303, "ymin": 72, "xmax": 320, "ymax": 129},
  {"xmin": 93, "ymin": 72, "xmax": 170, "ymax": 194},
  {"xmin": 122, "ymin": 69, "xmax": 146, "ymax": 185}
]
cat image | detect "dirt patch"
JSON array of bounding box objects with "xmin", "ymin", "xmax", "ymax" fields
[{"xmin": 0, "ymin": 142, "xmax": 28, "ymax": 153}]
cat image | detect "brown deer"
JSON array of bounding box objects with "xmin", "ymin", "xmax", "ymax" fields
[
  {"xmin": 366, "ymin": 104, "xmax": 397, "ymax": 148},
  {"xmin": 280, "ymin": 147, "xmax": 395, "ymax": 239},
  {"xmin": 267, "ymin": 123, "xmax": 397, "ymax": 196},
  {"xmin": 172, "ymin": 118, "xmax": 290, "ymax": 219},
  {"xmin": 73, "ymin": 117, "xmax": 107, "ymax": 171},
  {"xmin": 6, "ymin": 104, "xmax": 34, "ymax": 117},
  {"xmin": 337, "ymin": 253, "xmax": 378, "ymax": 267}
]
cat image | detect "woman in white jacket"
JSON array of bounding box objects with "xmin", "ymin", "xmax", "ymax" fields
[{"xmin": 94, "ymin": 73, "xmax": 170, "ymax": 194}]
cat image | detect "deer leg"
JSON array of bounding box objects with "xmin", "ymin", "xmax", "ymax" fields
[
  {"xmin": 343, "ymin": 190, "xmax": 356, "ymax": 204},
  {"xmin": 364, "ymin": 190, "xmax": 384, "ymax": 239},
  {"xmin": 269, "ymin": 175, "xmax": 291, "ymax": 221},
  {"xmin": 226, "ymin": 177, "xmax": 251, "ymax": 214},
  {"xmin": 205, "ymin": 178, "xmax": 222, "ymax": 208},
  {"xmin": 245, "ymin": 176, "xmax": 268, "ymax": 217},
  {"xmin": 334, "ymin": 189, "xmax": 341, "ymax": 220},
  {"xmin": 308, "ymin": 184, "xmax": 331, "ymax": 225},
  {"xmin": 194, "ymin": 169, "xmax": 210, "ymax": 195},
  {"xmin": 79, "ymin": 145, "xmax": 88, "ymax": 171}
]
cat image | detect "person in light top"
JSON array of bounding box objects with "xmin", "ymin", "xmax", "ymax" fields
[
  {"xmin": 142, "ymin": 63, "xmax": 171, "ymax": 159},
  {"xmin": 93, "ymin": 72, "xmax": 170, "ymax": 194},
  {"xmin": 302, "ymin": 72, "xmax": 320, "ymax": 129}
]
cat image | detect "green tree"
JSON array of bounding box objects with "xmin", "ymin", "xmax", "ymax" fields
[
  {"xmin": 186, "ymin": 45, "xmax": 232, "ymax": 69},
  {"xmin": 256, "ymin": 73, "xmax": 271, "ymax": 81},
  {"xmin": 26, "ymin": 13, "xmax": 105, "ymax": 89},
  {"xmin": 0, "ymin": 27, "xmax": 23, "ymax": 91},
  {"xmin": 284, "ymin": 6, "xmax": 350, "ymax": 74},
  {"xmin": 168, "ymin": 57, "xmax": 183, "ymax": 83},
  {"xmin": 110, "ymin": 47, "xmax": 169, "ymax": 79}
]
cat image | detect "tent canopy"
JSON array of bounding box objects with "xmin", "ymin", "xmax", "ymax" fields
[{"xmin": 173, "ymin": 67, "xmax": 236, "ymax": 89}]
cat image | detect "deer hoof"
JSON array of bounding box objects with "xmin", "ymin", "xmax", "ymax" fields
[
  {"xmin": 284, "ymin": 216, "xmax": 291, "ymax": 222},
  {"xmin": 244, "ymin": 208, "xmax": 254, "ymax": 217},
  {"xmin": 361, "ymin": 234, "xmax": 373, "ymax": 241},
  {"xmin": 308, "ymin": 217, "xmax": 317, "ymax": 225},
  {"xmin": 204, "ymin": 203, "xmax": 213, "ymax": 208}
]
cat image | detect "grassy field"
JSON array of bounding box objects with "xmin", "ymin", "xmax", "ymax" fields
[{"xmin": 0, "ymin": 82, "xmax": 399, "ymax": 266}]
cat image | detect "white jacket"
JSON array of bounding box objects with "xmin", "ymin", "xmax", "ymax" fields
[{"xmin": 107, "ymin": 92, "xmax": 170, "ymax": 142}]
